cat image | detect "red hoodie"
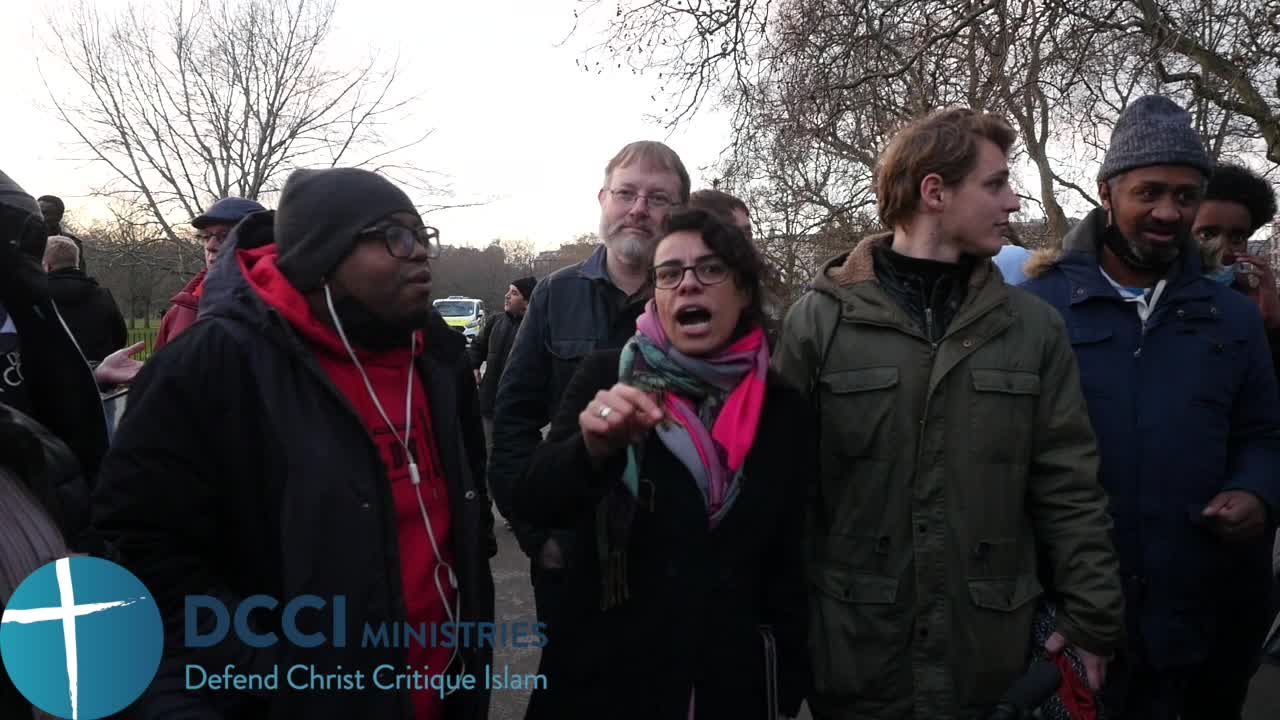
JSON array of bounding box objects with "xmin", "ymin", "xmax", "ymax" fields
[{"xmin": 240, "ymin": 245, "xmax": 455, "ymax": 719}]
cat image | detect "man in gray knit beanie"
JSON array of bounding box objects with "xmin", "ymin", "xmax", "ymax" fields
[
  {"xmin": 1021, "ymin": 97, "xmax": 1280, "ymax": 719},
  {"xmin": 1091, "ymin": 94, "xmax": 1212, "ymax": 275},
  {"xmin": 1098, "ymin": 95, "xmax": 1212, "ymax": 183}
]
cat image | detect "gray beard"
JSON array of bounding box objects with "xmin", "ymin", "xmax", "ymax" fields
[
  {"xmin": 600, "ymin": 219, "xmax": 654, "ymax": 267},
  {"xmin": 1102, "ymin": 221, "xmax": 1183, "ymax": 274}
]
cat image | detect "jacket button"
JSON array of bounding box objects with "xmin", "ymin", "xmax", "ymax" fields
[
  {"xmin": 1073, "ymin": 288, "xmax": 1085, "ymax": 297},
  {"xmin": 360, "ymin": 502, "xmax": 371, "ymax": 510},
  {"xmin": 464, "ymin": 490, "xmax": 477, "ymax": 500},
  {"xmin": 1176, "ymin": 309, "xmax": 1186, "ymax": 318},
  {"xmin": 1210, "ymin": 306, "xmax": 1219, "ymax": 315},
  {"xmin": 962, "ymin": 338, "xmax": 974, "ymax": 348}
]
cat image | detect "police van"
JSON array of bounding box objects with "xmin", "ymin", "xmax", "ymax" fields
[{"xmin": 432, "ymin": 296, "xmax": 486, "ymax": 344}]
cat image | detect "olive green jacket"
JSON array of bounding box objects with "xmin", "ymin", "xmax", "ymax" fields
[{"xmin": 774, "ymin": 235, "xmax": 1124, "ymax": 720}]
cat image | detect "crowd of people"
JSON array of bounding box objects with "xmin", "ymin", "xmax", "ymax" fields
[{"xmin": 1, "ymin": 92, "xmax": 1279, "ymax": 720}]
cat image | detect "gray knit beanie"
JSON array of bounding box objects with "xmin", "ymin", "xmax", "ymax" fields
[
  {"xmin": 1098, "ymin": 95, "xmax": 1211, "ymax": 181},
  {"xmin": 274, "ymin": 168, "xmax": 417, "ymax": 292}
]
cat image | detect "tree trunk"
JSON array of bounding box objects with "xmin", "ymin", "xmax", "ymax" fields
[{"xmin": 1031, "ymin": 152, "xmax": 1071, "ymax": 241}]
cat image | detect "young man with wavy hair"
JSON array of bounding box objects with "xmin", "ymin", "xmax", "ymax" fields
[{"xmin": 776, "ymin": 108, "xmax": 1123, "ymax": 719}]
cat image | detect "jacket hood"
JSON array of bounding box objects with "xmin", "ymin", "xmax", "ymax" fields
[
  {"xmin": 1022, "ymin": 207, "xmax": 1204, "ymax": 283},
  {"xmin": 46, "ymin": 268, "xmax": 101, "ymax": 305},
  {"xmin": 0, "ymin": 169, "xmax": 41, "ymax": 218},
  {"xmin": 0, "ymin": 168, "xmax": 50, "ymax": 264},
  {"xmin": 810, "ymin": 231, "xmax": 998, "ymax": 298}
]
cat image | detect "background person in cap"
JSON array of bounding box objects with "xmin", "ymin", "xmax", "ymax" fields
[
  {"xmin": 93, "ymin": 167, "xmax": 495, "ymax": 720},
  {"xmin": 1022, "ymin": 95, "xmax": 1280, "ymax": 719},
  {"xmin": 469, "ymin": 275, "xmax": 535, "ymax": 449},
  {"xmin": 152, "ymin": 196, "xmax": 265, "ymax": 351}
]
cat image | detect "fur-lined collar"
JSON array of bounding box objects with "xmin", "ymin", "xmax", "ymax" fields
[
  {"xmin": 1023, "ymin": 248, "xmax": 1064, "ymax": 280},
  {"xmin": 823, "ymin": 232, "xmax": 995, "ymax": 289},
  {"xmin": 1022, "ymin": 207, "xmax": 1213, "ymax": 281}
]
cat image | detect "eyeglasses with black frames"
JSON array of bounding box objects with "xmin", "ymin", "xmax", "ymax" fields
[
  {"xmin": 652, "ymin": 258, "xmax": 731, "ymax": 289},
  {"xmin": 358, "ymin": 224, "xmax": 441, "ymax": 260}
]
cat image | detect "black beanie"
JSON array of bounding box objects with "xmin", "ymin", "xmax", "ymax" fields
[
  {"xmin": 512, "ymin": 276, "xmax": 537, "ymax": 301},
  {"xmin": 274, "ymin": 168, "xmax": 417, "ymax": 292}
]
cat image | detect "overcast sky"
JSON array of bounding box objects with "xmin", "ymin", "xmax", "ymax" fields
[{"xmin": 0, "ymin": 0, "xmax": 730, "ymax": 251}]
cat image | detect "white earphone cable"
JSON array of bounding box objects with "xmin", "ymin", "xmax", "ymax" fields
[{"xmin": 323, "ymin": 284, "xmax": 465, "ymax": 686}]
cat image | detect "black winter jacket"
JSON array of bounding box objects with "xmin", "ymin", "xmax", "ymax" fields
[
  {"xmin": 468, "ymin": 310, "xmax": 522, "ymax": 416},
  {"xmin": 92, "ymin": 212, "xmax": 495, "ymax": 720},
  {"xmin": 513, "ymin": 349, "xmax": 813, "ymax": 719},
  {"xmin": 46, "ymin": 268, "xmax": 127, "ymax": 362},
  {"xmin": 491, "ymin": 244, "xmax": 647, "ymax": 556},
  {"xmin": 0, "ymin": 169, "xmax": 104, "ymax": 548}
]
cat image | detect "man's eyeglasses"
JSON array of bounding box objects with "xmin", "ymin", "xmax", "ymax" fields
[
  {"xmin": 358, "ymin": 224, "xmax": 441, "ymax": 259},
  {"xmin": 608, "ymin": 188, "xmax": 675, "ymax": 210},
  {"xmin": 652, "ymin": 258, "xmax": 731, "ymax": 289},
  {"xmin": 196, "ymin": 228, "xmax": 231, "ymax": 243}
]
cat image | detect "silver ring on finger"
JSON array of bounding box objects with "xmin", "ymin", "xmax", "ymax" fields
[{"xmin": 597, "ymin": 404, "xmax": 613, "ymax": 419}]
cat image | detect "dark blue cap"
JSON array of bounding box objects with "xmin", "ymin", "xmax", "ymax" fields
[{"xmin": 192, "ymin": 196, "xmax": 266, "ymax": 229}]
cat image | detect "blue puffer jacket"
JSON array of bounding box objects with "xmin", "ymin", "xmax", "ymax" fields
[{"xmin": 1022, "ymin": 208, "xmax": 1280, "ymax": 668}]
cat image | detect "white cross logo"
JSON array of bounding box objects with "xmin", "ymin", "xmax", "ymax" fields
[{"xmin": 1, "ymin": 557, "xmax": 149, "ymax": 720}]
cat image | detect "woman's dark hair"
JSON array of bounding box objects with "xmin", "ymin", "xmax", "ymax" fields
[
  {"xmin": 656, "ymin": 207, "xmax": 768, "ymax": 330},
  {"xmin": 1204, "ymin": 164, "xmax": 1278, "ymax": 234}
]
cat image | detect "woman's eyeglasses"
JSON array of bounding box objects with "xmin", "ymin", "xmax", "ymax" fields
[
  {"xmin": 652, "ymin": 259, "xmax": 730, "ymax": 289},
  {"xmin": 358, "ymin": 224, "xmax": 441, "ymax": 259}
]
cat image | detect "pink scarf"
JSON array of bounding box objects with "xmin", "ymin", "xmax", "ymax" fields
[{"xmin": 622, "ymin": 301, "xmax": 769, "ymax": 525}]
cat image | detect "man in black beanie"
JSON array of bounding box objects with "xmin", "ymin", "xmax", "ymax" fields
[
  {"xmin": 469, "ymin": 275, "xmax": 536, "ymax": 448},
  {"xmin": 35, "ymin": 195, "xmax": 83, "ymax": 268},
  {"xmin": 93, "ymin": 167, "xmax": 495, "ymax": 720},
  {"xmin": 1023, "ymin": 96, "xmax": 1280, "ymax": 719}
]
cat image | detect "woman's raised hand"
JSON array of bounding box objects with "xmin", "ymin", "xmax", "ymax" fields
[{"xmin": 579, "ymin": 383, "xmax": 664, "ymax": 460}]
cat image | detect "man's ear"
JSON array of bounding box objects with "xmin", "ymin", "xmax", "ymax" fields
[
  {"xmin": 919, "ymin": 174, "xmax": 946, "ymax": 213},
  {"xmin": 1098, "ymin": 180, "xmax": 1112, "ymax": 212}
]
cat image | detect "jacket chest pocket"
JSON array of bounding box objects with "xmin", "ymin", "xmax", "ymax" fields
[
  {"xmin": 548, "ymin": 338, "xmax": 596, "ymax": 395},
  {"xmin": 1182, "ymin": 331, "xmax": 1247, "ymax": 444},
  {"xmin": 969, "ymin": 368, "xmax": 1040, "ymax": 465},
  {"xmin": 819, "ymin": 366, "xmax": 900, "ymax": 460}
]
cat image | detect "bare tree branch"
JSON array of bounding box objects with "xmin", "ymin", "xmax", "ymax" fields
[{"xmin": 42, "ymin": 0, "xmax": 450, "ymax": 246}]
